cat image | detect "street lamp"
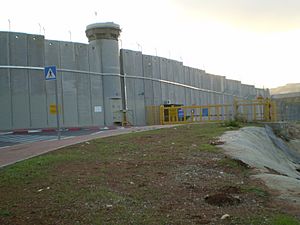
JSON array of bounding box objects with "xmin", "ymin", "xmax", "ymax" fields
[{"xmin": 136, "ymin": 42, "xmax": 142, "ymax": 52}]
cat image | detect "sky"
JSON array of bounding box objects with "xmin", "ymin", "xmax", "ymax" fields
[{"xmin": 1, "ymin": 0, "xmax": 300, "ymax": 89}]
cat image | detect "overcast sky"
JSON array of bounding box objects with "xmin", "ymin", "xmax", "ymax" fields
[{"xmin": 1, "ymin": 0, "xmax": 300, "ymax": 88}]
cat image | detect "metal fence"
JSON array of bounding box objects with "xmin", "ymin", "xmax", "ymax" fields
[{"xmin": 146, "ymin": 98, "xmax": 277, "ymax": 125}]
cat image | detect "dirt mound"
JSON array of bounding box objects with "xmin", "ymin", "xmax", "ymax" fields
[
  {"xmin": 205, "ymin": 186, "xmax": 242, "ymax": 206},
  {"xmin": 205, "ymin": 193, "xmax": 241, "ymax": 206}
]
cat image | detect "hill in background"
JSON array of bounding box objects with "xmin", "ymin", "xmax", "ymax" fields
[{"xmin": 270, "ymin": 83, "xmax": 300, "ymax": 95}]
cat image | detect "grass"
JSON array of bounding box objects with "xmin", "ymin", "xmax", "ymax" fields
[
  {"xmin": 271, "ymin": 214, "xmax": 300, "ymax": 225},
  {"xmin": 218, "ymin": 157, "xmax": 250, "ymax": 171},
  {"xmin": 0, "ymin": 152, "xmax": 86, "ymax": 184},
  {"xmin": 222, "ymin": 119, "xmax": 241, "ymax": 128},
  {"xmin": 0, "ymin": 210, "xmax": 11, "ymax": 217},
  {"xmin": 0, "ymin": 123, "xmax": 299, "ymax": 225},
  {"xmin": 242, "ymin": 186, "xmax": 269, "ymax": 198},
  {"xmin": 234, "ymin": 214, "xmax": 300, "ymax": 225}
]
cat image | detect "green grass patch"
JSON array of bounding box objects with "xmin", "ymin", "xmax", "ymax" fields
[
  {"xmin": 198, "ymin": 143, "xmax": 220, "ymax": 152},
  {"xmin": 234, "ymin": 214, "xmax": 300, "ymax": 225},
  {"xmin": 271, "ymin": 214, "xmax": 300, "ymax": 225},
  {"xmin": 0, "ymin": 148, "xmax": 89, "ymax": 185},
  {"xmin": 242, "ymin": 186, "xmax": 269, "ymax": 198},
  {"xmin": 222, "ymin": 119, "xmax": 241, "ymax": 128},
  {"xmin": 218, "ymin": 158, "xmax": 249, "ymax": 170},
  {"xmin": 0, "ymin": 209, "xmax": 11, "ymax": 217}
]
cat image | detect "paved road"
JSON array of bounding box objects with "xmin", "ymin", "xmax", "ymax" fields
[
  {"xmin": 0, "ymin": 130, "xmax": 99, "ymax": 148},
  {"xmin": 0, "ymin": 125, "xmax": 177, "ymax": 168}
]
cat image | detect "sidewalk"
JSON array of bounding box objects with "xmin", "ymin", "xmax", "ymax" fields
[{"xmin": 0, "ymin": 125, "xmax": 175, "ymax": 168}]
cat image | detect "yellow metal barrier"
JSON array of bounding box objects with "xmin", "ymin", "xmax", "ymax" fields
[
  {"xmin": 158, "ymin": 104, "xmax": 234, "ymax": 125},
  {"xmin": 145, "ymin": 105, "xmax": 161, "ymax": 125},
  {"xmin": 235, "ymin": 98, "xmax": 276, "ymax": 122},
  {"xmin": 147, "ymin": 98, "xmax": 277, "ymax": 125}
]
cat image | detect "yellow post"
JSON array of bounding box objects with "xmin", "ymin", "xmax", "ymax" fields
[
  {"xmin": 233, "ymin": 98, "xmax": 238, "ymax": 120},
  {"xmin": 271, "ymin": 101, "xmax": 277, "ymax": 121},
  {"xmin": 191, "ymin": 108, "xmax": 194, "ymax": 122},
  {"xmin": 253, "ymin": 104, "xmax": 257, "ymax": 121},
  {"xmin": 208, "ymin": 106, "xmax": 211, "ymax": 121},
  {"xmin": 169, "ymin": 106, "xmax": 174, "ymax": 123},
  {"xmin": 199, "ymin": 107, "xmax": 202, "ymax": 122},
  {"xmin": 264, "ymin": 99, "xmax": 270, "ymax": 121},
  {"xmin": 122, "ymin": 110, "xmax": 127, "ymax": 127},
  {"xmin": 160, "ymin": 105, "xmax": 164, "ymax": 125}
]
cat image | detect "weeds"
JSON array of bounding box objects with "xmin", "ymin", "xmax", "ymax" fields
[{"xmin": 222, "ymin": 119, "xmax": 241, "ymax": 128}]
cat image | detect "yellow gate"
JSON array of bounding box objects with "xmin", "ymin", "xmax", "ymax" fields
[
  {"xmin": 234, "ymin": 98, "xmax": 276, "ymax": 123},
  {"xmin": 146, "ymin": 98, "xmax": 277, "ymax": 125}
]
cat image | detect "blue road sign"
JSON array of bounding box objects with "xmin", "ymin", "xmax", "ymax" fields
[
  {"xmin": 44, "ymin": 66, "xmax": 57, "ymax": 80},
  {"xmin": 202, "ymin": 108, "xmax": 209, "ymax": 117},
  {"xmin": 178, "ymin": 108, "xmax": 184, "ymax": 119}
]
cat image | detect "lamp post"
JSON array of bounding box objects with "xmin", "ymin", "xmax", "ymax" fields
[{"xmin": 136, "ymin": 42, "xmax": 142, "ymax": 52}]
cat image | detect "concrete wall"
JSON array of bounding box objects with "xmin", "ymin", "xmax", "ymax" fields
[
  {"xmin": 0, "ymin": 32, "xmax": 11, "ymax": 130},
  {"xmin": 272, "ymin": 93, "xmax": 300, "ymax": 121},
  {"xmin": 120, "ymin": 49, "xmax": 145, "ymax": 126},
  {"xmin": 0, "ymin": 31, "xmax": 107, "ymax": 130},
  {"xmin": 119, "ymin": 49, "xmax": 270, "ymax": 123},
  {"xmin": 0, "ymin": 30, "xmax": 271, "ymax": 130}
]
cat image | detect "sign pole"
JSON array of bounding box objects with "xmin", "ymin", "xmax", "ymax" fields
[
  {"xmin": 45, "ymin": 65, "xmax": 60, "ymax": 140},
  {"xmin": 54, "ymin": 78, "xmax": 61, "ymax": 140}
]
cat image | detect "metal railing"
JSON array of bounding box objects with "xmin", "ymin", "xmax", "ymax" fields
[{"xmin": 146, "ymin": 98, "xmax": 277, "ymax": 125}]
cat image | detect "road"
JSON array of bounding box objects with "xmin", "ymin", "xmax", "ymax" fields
[
  {"xmin": 0, "ymin": 125, "xmax": 177, "ymax": 168},
  {"xmin": 0, "ymin": 130, "xmax": 100, "ymax": 149}
]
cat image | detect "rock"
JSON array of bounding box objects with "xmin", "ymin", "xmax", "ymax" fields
[
  {"xmin": 106, "ymin": 204, "xmax": 113, "ymax": 208},
  {"xmin": 209, "ymin": 140, "xmax": 225, "ymax": 145},
  {"xmin": 221, "ymin": 214, "xmax": 230, "ymax": 220}
]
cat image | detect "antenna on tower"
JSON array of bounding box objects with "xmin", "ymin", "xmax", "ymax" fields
[{"xmin": 8, "ymin": 19, "xmax": 11, "ymax": 32}]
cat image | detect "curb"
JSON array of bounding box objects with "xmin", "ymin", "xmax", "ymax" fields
[
  {"xmin": 11, "ymin": 129, "xmax": 29, "ymax": 134},
  {"xmin": 41, "ymin": 128, "xmax": 56, "ymax": 132},
  {"xmin": 1, "ymin": 126, "xmax": 118, "ymax": 135}
]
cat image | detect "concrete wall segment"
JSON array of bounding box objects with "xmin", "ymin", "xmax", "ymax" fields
[{"xmin": 0, "ymin": 28, "xmax": 273, "ymax": 130}]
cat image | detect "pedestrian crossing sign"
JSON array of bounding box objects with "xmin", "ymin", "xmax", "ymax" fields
[{"xmin": 44, "ymin": 66, "xmax": 57, "ymax": 80}]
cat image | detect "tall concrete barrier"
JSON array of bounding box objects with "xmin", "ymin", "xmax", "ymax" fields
[{"xmin": 0, "ymin": 24, "xmax": 272, "ymax": 131}]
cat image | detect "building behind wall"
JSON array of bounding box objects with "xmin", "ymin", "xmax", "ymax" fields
[{"xmin": 0, "ymin": 22, "xmax": 270, "ymax": 131}]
